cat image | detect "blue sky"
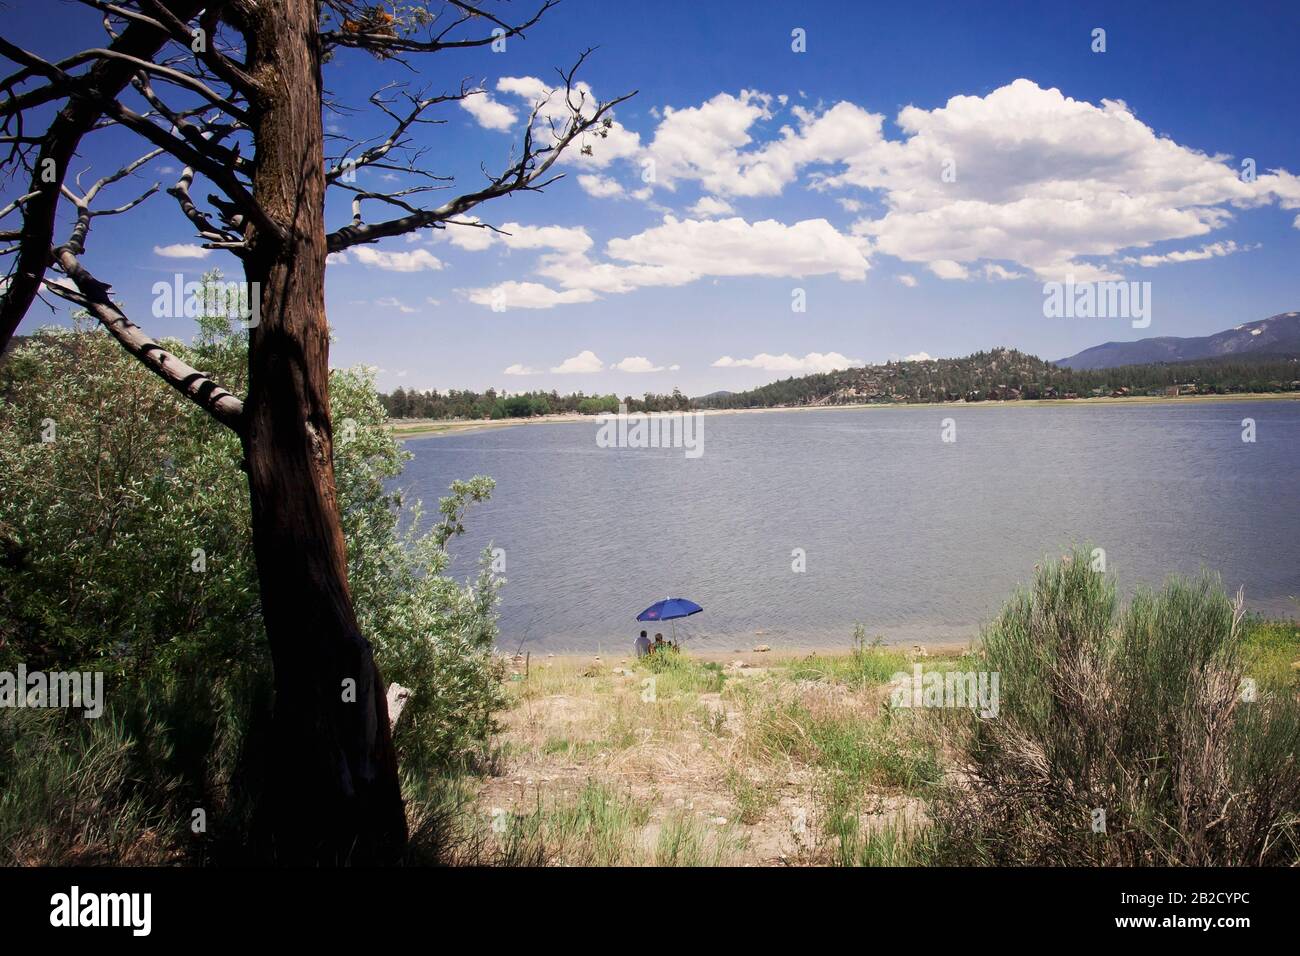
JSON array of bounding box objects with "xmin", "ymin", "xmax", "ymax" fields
[{"xmin": 6, "ymin": 0, "xmax": 1299, "ymax": 395}]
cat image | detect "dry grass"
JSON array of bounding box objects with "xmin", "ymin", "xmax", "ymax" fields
[{"xmin": 461, "ymin": 646, "xmax": 954, "ymax": 865}]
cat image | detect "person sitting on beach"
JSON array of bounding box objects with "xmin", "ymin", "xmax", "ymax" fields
[
  {"xmin": 634, "ymin": 630, "xmax": 651, "ymax": 658},
  {"xmin": 653, "ymin": 633, "xmax": 666, "ymax": 652}
]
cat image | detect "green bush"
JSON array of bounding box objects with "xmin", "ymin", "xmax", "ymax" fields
[
  {"xmin": 934, "ymin": 550, "xmax": 1300, "ymax": 866},
  {"xmin": 0, "ymin": 278, "xmax": 508, "ymax": 860}
]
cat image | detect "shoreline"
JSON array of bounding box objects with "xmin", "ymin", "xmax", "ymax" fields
[
  {"xmin": 508, "ymin": 641, "xmax": 974, "ymax": 669},
  {"xmin": 390, "ymin": 391, "xmax": 1300, "ymax": 439}
]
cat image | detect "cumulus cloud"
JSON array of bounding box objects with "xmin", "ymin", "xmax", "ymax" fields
[
  {"xmin": 445, "ymin": 218, "xmax": 592, "ymax": 254},
  {"xmin": 460, "ymin": 89, "xmax": 516, "ymax": 131},
  {"xmin": 578, "ymin": 174, "xmax": 624, "ymax": 198},
  {"xmin": 466, "ymin": 214, "xmax": 870, "ymax": 309},
  {"xmin": 503, "ymin": 363, "xmax": 540, "ymax": 375},
  {"xmin": 551, "ymin": 349, "xmax": 604, "ymax": 374},
  {"xmin": 688, "ymin": 196, "xmax": 734, "ymax": 217},
  {"xmin": 902, "ymin": 351, "xmax": 933, "ymax": 362},
  {"xmin": 928, "ymin": 259, "xmax": 969, "ymax": 280},
  {"xmin": 459, "ymin": 78, "xmax": 1298, "ymax": 309},
  {"xmin": 463, "ymin": 281, "xmax": 598, "ymax": 310},
  {"xmin": 618, "ymin": 79, "xmax": 1298, "ymax": 280},
  {"xmin": 712, "ymin": 351, "xmax": 863, "ymax": 373},
  {"xmin": 498, "ymin": 222, "xmax": 593, "ymax": 253},
  {"xmin": 607, "ymin": 215, "xmax": 870, "ymax": 281},
  {"xmin": 154, "ymin": 243, "xmax": 210, "ymax": 259},
  {"xmin": 612, "ymin": 356, "xmax": 667, "ymax": 373},
  {"xmin": 352, "ymin": 247, "xmax": 443, "ymax": 272}
]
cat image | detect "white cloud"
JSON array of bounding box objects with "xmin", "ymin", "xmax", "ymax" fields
[
  {"xmin": 499, "ymin": 222, "xmax": 592, "ymax": 253},
  {"xmin": 712, "ymin": 351, "xmax": 863, "ymax": 373},
  {"xmin": 606, "ymin": 215, "xmax": 870, "ymax": 281},
  {"xmin": 902, "ymin": 351, "xmax": 933, "ymax": 362},
  {"xmin": 456, "ymin": 80, "xmax": 1298, "ymax": 310},
  {"xmin": 352, "ymin": 247, "xmax": 444, "ymax": 272},
  {"xmin": 578, "ymin": 174, "xmax": 624, "ymax": 198},
  {"xmin": 618, "ymin": 78, "xmax": 1298, "ymax": 281},
  {"xmin": 688, "ymin": 196, "xmax": 734, "ymax": 217},
  {"xmin": 444, "ymin": 218, "xmax": 592, "ymax": 254},
  {"xmin": 154, "ymin": 243, "xmax": 209, "ymax": 259},
  {"xmin": 444, "ymin": 220, "xmax": 497, "ymax": 251},
  {"xmin": 644, "ymin": 91, "xmax": 778, "ymax": 195},
  {"xmin": 326, "ymin": 251, "xmax": 349, "ymax": 265},
  {"xmin": 928, "ymin": 259, "xmax": 969, "ymax": 280},
  {"xmin": 463, "ymin": 281, "xmax": 598, "ymax": 310},
  {"xmin": 503, "ymin": 363, "xmax": 540, "ymax": 375},
  {"xmin": 612, "ymin": 356, "xmax": 666, "ymax": 373},
  {"xmin": 551, "ymin": 349, "xmax": 604, "ymax": 374},
  {"xmin": 460, "ymin": 89, "xmax": 516, "ymax": 131},
  {"xmin": 473, "ymin": 214, "xmax": 870, "ymax": 309},
  {"xmin": 1118, "ymin": 240, "xmax": 1253, "ymax": 267}
]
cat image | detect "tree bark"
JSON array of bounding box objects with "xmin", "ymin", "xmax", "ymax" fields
[{"xmin": 240, "ymin": 0, "xmax": 405, "ymax": 864}]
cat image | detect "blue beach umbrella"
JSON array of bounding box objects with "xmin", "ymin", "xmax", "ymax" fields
[{"xmin": 636, "ymin": 597, "xmax": 703, "ymax": 645}]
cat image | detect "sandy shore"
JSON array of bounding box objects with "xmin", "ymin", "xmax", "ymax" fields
[
  {"xmin": 504, "ymin": 641, "xmax": 973, "ymax": 669},
  {"xmin": 390, "ymin": 391, "xmax": 1300, "ymax": 440}
]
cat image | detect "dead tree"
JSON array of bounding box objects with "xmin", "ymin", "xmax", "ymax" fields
[{"xmin": 0, "ymin": 0, "xmax": 632, "ymax": 864}]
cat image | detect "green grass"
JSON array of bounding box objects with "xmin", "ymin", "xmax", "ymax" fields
[
  {"xmin": 843, "ymin": 819, "xmax": 942, "ymax": 867},
  {"xmin": 1241, "ymin": 614, "xmax": 1300, "ymax": 691},
  {"xmin": 654, "ymin": 811, "xmax": 747, "ymax": 866},
  {"xmin": 750, "ymin": 699, "xmax": 939, "ymax": 793},
  {"xmin": 725, "ymin": 768, "xmax": 776, "ymax": 825},
  {"xmin": 784, "ymin": 627, "xmax": 912, "ymax": 689},
  {"xmin": 638, "ymin": 650, "xmax": 727, "ymax": 694},
  {"xmin": 495, "ymin": 781, "xmax": 651, "ymax": 866}
]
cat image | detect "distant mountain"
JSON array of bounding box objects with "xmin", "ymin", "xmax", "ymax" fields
[
  {"xmin": 1056, "ymin": 312, "xmax": 1300, "ymax": 370},
  {"xmin": 696, "ymin": 390, "xmax": 734, "ymax": 400},
  {"xmin": 697, "ymin": 342, "xmax": 1300, "ymax": 411}
]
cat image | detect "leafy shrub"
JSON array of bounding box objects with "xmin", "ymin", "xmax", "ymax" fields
[
  {"xmin": 934, "ymin": 550, "xmax": 1300, "ymax": 865},
  {"xmin": 0, "ymin": 279, "xmax": 508, "ymax": 859}
]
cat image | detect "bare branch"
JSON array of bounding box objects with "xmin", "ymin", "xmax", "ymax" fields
[
  {"xmin": 168, "ymin": 166, "xmax": 246, "ymax": 251},
  {"xmin": 321, "ymin": 0, "xmax": 559, "ymax": 57},
  {"xmin": 325, "ymin": 82, "xmax": 467, "ymax": 183},
  {"xmin": 0, "ymin": 0, "xmax": 206, "ymax": 353},
  {"xmin": 47, "ymin": 250, "xmax": 246, "ymax": 433},
  {"xmin": 329, "ymin": 50, "xmax": 634, "ymax": 250}
]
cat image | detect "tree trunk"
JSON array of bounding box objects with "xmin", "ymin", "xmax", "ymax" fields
[{"xmin": 240, "ymin": 0, "xmax": 406, "ymax": 864}]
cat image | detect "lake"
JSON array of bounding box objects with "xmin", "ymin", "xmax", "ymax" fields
[{"xmin": 395, "ymin": 401, "xmax": 1300, "ymax": 654}]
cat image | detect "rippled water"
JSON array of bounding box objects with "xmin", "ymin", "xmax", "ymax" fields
[{"xmin": 394, "ymin": 402, "xmax": 1300, "ymax": 654}]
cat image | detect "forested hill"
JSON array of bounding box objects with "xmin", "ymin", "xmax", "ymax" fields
[{"xmin": 696, "ymin": 348, "xmax": 1300, "ymax": 408}]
